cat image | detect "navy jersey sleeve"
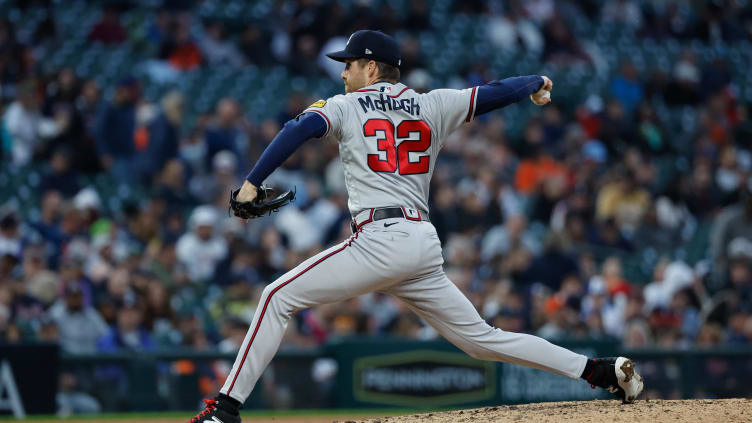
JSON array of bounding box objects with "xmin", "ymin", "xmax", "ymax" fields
[
  {"xmin": 475, "ymin": 75, "xmax": 544, "ymax": 115},
  {"xmin": 245, "ymin": 112, "xmax": 327, "ymax": 186}
]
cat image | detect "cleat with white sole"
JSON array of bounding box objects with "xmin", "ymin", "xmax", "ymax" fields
[{"xmin": 585, "ymin": 356, "xmax": 644, "ymax": 403}]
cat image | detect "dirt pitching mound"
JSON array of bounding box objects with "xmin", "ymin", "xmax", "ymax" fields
[{"xmin": 351, "ymin": 398, "xmax": 752, "ymax": 423}]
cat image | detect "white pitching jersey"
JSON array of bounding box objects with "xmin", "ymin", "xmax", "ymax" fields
[{"xmin": 303, "ymin": 81, "xmax": 478, "ymax": 216}]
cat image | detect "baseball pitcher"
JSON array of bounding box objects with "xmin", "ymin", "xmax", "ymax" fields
[{"xmin": 189, "ymin": 30, "xmax": 642, "ymax": 423}]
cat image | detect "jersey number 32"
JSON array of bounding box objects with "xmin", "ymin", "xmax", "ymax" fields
[{"xmin": 364, "ymin": 119, "xmax": 431, "ymax": 175}]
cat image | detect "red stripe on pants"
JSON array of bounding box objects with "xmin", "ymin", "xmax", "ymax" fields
[{"xmin": 225, "ymin": 240, "xmax": 353, "ymax": 394}]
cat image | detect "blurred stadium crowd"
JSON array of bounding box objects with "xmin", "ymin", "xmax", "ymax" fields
[{"xmin": 2, "ymin": 0, "xmax": 752, "ymax": 368}]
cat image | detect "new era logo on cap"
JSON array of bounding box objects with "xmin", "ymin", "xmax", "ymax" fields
[{"xmin": 365, "ymin": 48, "xmax": 372, "ymax": 54}]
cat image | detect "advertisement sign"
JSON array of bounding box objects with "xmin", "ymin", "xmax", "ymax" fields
[
  {"xmin": 500, "ymin": 347, "xmax": 606, "ymax": 403},
  {"xmin": 332, "ymin": 338, "xmax": 616, "ymax": 408},
  {"xmin": 353, "ymin": 350, "xmax": 496, "ymax": 407},
  {"xmin": 0, "ymin": 344, "xmax": 58, "ymax": 415}
]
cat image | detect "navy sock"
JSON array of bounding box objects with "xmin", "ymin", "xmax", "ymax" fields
[
  {"xmin": 217, "ymin": 393, "xmax": 242, "ymax": 413},
  {"xmin": 580, "ymin": 359, "xmax": 595, "ymax": 381}
]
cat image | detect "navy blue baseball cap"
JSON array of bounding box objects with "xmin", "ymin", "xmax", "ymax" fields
[{"xmin": 326, "ymin": 30, "xmax": 402, "ymax": 68}]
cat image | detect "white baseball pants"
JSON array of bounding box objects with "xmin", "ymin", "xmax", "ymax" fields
[{"xmin": 220, "ymin": 218, "xmax": 588, "ymax": 402}]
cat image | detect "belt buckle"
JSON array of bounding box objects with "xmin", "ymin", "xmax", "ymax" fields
[{"xmin": 401, "ymin": 206, "xmax": 422, "ymax": 221}]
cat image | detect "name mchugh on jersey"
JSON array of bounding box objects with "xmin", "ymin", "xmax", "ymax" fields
[{"xmin": 358, "ymin": 94, "xmax": 420, "ymax": 116}]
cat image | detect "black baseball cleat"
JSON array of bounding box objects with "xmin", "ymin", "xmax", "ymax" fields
[
  {"xmin": 584, "ymin": 357, "xmax": 644, "ymax": 403},
  {"xmin": 188, "ymin": 396, "xmax": 241, "ymax": 423}
]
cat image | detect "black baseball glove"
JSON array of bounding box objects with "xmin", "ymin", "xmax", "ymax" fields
[{"xmin": 229, "ymin": 186, "xmax": 295, "ymax": 219}]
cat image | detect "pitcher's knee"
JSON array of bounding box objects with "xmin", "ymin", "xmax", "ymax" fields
[
  {"xmin": 463, "ymin": 346, "xmax": 495, "ymax": 361},
  {"xmin": 261, "ymin": 284, "xmax": 297, "ymax": 317}
]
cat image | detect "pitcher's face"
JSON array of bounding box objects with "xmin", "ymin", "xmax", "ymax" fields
[{"xmin": 341, "ymin": 59, "xmax": 369, "ymax": 93}]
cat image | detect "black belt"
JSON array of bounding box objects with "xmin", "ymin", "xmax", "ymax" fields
[{"xmin": 351, "ymin": 207, "xmax": 430, "ymax": 232}]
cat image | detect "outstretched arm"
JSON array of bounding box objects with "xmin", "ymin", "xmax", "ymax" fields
[
  {"xmin": 475, "ymin": 75, "xmax": 553, "ymax": 116},
  {"xmin": 235, "ymin": 112, "xmax": 327, "ymax": 202}
]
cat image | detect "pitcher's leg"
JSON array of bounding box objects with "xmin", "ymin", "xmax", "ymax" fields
[
  {"xmin": 387, "ymin": 270, "xmax": 588, "ymax": 379},
  {"xmin": 220, "ymin": 235, "xmax": 391, "ymax": 402}
]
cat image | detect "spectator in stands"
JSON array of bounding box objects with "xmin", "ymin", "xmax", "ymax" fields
[
  {"xmin": 0, "ymin": 20, "xmax": 33, "ymax": 98},
  {"xmin": 529, "ymin": 174, "xmax": 569, "ymax": 224},
  {"xmin": 188, "ymin": 150, "xmax": 237, "ymax": 207},
  {"xmin": 601, "ymin": 0, "xmax": 643, "ymax": 29},
  {"xmin": 56, "ymin": 372, "xmax": 101, "ymax": 415},
  {"xmin": 97, "ymin": 299, "xmax": 155, "ymax": 352},
  {"xmin": 197, "ymin": 21, "xmax": 246, "ymax": 68},
  {"xmin": 596, "ymin": 168, "xmax": 651, "ymax": 233},
  {"xmin": 596, "ymin": 99, "xmax": 633, "ymax": 156},
  {"xmin": 39, "ymin": 146, "xmax": 80, "ymax": 197},
  {"xmin": 696, "ymin": 322, "xmax": 725, "ymax": 346},
  {"xmin": 726, "ymin": 309, "xmax": 752, "ymax": 344},
  {"xmin": 541, "ymin": 104, "xmax": 565, "ymax": 153},
  {"xmin": 204, "ymin": 98, "xmax": 249, "ymax": 173},
  {"xmin": 482, "ymin": 214, "xmax": 542, "ymax": 263},
  {"xmin": 138, "ymin": 90, "xmax": 184, "ymax": 182},
  {"xmin": 0, "ymin": 210, "xmax": 22, "ymax": 261},
  {"xmin": 665, "ymin": 50, "xmax": 702, "ymax": 106},
  {"xmin": 633, "ymin": 203, "xmax": 681, "ymax": 252},
  {"xmin": 142, "ymin": 278, "xmax": 178, "ymax": 346},
  {"xmin": 163, "ymin": 20, "xmax": 202, "ymax": 71},
  {"xmin": 683, "ymin": 158, "xmax": 722, "ymax": 218},
  {"xmin": 24, "ymin": 252, "xmax": 60, "ymax": 307},
  {"xmin": 488, "ymin": 1, "xmax": 544, "ymax": 54},
  {"xmin": 668, "ymin": 288, "xmax": 702, "ymax": 344},
  {"xmin": 72, "ymin": 187, "xmax": 102, "ymax": 230},
  {"xmin": 289, "ymin": 34, "xmax": 321, "ymax": 76},
  {"xmin": 12, "ymin": 245, "xmax": 51, "ymax": 328},
  {"xmin": 3, "ymin": 79, "xmax": 62, "ymax": 166},
  {"xmin": 48, "ymin": 282, "xmax": 109, "ymax": 354},
  {"xmin": 176, "ymin": 206, "xmax": 227, "ymax": 283},
  {"xmin": 695, "ymin": 1, "xmax": 746, "ymax": 43},
  {"xmin": 701, "ymin": 58, "xmax": 733, "ymax": 97},
  {"xmin": 711, "ymin": 191, "xmax": 752, "ymax": 282},
  {"xmin": 514, "ymin": 123, "xmax": 568, "ymax": 195},
  {"xmin": 70, "ymin": 79, "xmax": 103, "ymax": 173},
  {"xmin": 275, "ymin": 94, "xmax": 308, "ymax": 127},
  {"xmin": 28, "ymin": 191, "xmax": 68, "ymax": 266},
  {"xmin": 95, "ymin": 77, "xmax": 139, "ymax": 182},
  {"xmin": 537, "ymin": 299, "xmax": 579, "ymax": 340},
  {"xmin": 587, "ymin": 217, "xmax": 633, "ymax": 251},
  {"xmin": 523, "ymin": 232, "xmax": 579, "ymax": 290},
  {"xmin": 88, "ymin": 6, "xmax": 127, "ymax": 45},
  {"xmin": 41, "ymin": 69, "xmax": 86, "ymax": 160},
  {"xmin": 406, "ymin": 0, "xmax": 431, "ymax": 31},
  {"xmin": 239, "ymin": 26, "xmax": 273, "ymax": 67},
  {"xmin": 643, "ymin": 259, "xmax": 695, "ymax": 313},
  {"xmin": 180, "ymin": 128, "xmax": 208, "ymax": 177},
  {"xmin": 144, "ymin": 10, "xmax": 172, "ymax": 47},
  {"xmin": 623, "ymin": 319, "xmax": 652, "ymax": 347},
  {"xmin": 542, "ymin": 14, "xmax": 591, "ymax": 65},
  {"xmin": 397, "ymin": 37, "xmax": 426, "ymax": 75},
  {"xmin": 609, "ymin": 61, "xmax": 644, "ymax": 113},
  {"xmin": 636, "ymin": 103, "xmax": 671, "ymax": 155},
  {"xmin": 728, "ymin": 255, "xmax": 752, "ymax": 307},
  {"xmin": 715, "ymin": 146, "xmax": 743, "ymax": 201},
  {"xmin": 153, "ymin": 159, "xmax": 196, "ymax": 214}
]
